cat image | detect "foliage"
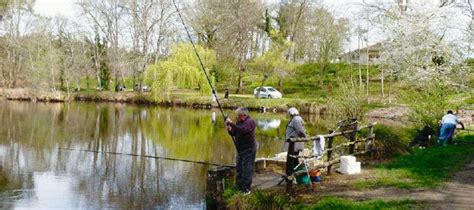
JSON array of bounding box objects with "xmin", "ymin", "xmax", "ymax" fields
[
  {"xmin": 275, "ymin": 4, "xmax": 349, "ymax": 64},
  {"xmin": 98, "ymin": 51, "xmax": 110, "ymax": 90},
  {"xmin": 304, "ymin": 8, "xmax": 348, "ymax": 70},
  {"xmin": 282, "ymin": 63, "xmax": 379, "ymax": 98},
  {"xmin": 144, "ymin": 44, "xmax": 216, "ymax": 101},
  {"xmin": 354, "ymin": 134, "xmax": 474, "ymax": 189},
  {"xmin": 376, "ymin": 3, "xmax": 469, "ymax": 88},
  {"xmin": 249, "ymin": 32, "xmax": 296, "ymax": 90},
  {"xmin": 327, "ymin": 81, "xmax": 367, "ymax": 120},
  {"xmin": 401, "ymin": 85, "xmax": 454, "ymax": 128},
  {"xmin": 372, "ymin": 124, "xmax": 412, "ymax": 158},
  {"xmin": 226, "ymin": 190, "xmax": 290, "ymax": 209}
]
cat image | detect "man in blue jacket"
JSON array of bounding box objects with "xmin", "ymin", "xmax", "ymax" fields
[{"xmin": 226, "ymin": 107, "xmax": 257, "ymax": 195}]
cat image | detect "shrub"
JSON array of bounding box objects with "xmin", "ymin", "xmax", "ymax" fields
[{"xmin": 372, "ymin": 124, "xmax": 413, "ymax": 158}]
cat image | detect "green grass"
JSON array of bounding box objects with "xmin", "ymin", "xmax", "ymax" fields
[
  {"xmin": 225, "ymin": 191, "xmax": 421, "ymax": 209},
  {"xmin": 354, "ymin": 133, "xmax": 474, "ymax": 189},
  {"xmin": 300, "ymin": 197, "xmax": 421, "ymax": 210}
]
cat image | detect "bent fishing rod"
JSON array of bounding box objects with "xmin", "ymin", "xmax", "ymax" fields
[{"xmin": 172, "ymin": 0, "xmax": 237, "ymax": 146}]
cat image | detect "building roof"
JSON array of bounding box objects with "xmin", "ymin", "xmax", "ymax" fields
[{"xmin": 341, "ymin": 42, "xmax": 383, "ymax": 56}]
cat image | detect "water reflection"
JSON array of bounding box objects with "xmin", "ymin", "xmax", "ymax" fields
[
  {"xmin": 0, "ymin": 100, "xmax": 332, "ymax": 209},
  {"xmin": 257, "ymin": 119, "xmax": 281, "ymax": 131}
]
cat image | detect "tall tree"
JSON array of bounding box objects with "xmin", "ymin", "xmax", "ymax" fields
[
  {"xmin": 275, "ymin": 0, "xmax": 309, "ymax": 62},
  {"xmin": 0, "ymin": 0, "xmax": 35, "ymax": 88},
  {"xmin": 144, "ymin": 44, "xmax": 216, "ymax": 100},
  {"xmin": 190, "ymin": 0, "xmax": 264, "ymax": 94},
  {"xmin": 78, "ymin": 0, "xmax": 125, "ymax": 91},
  {"xmin": 307, "ymin": 8, "xmax": 348, "ymax": 73},
  {"xmin": 123, "ymin": 0, "xmax": 174, "ymax": 91}
]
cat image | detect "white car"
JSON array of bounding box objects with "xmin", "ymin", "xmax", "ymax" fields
[{"xmin": 253, "ymin": 86, "xmax": 282, "ymax": 99}]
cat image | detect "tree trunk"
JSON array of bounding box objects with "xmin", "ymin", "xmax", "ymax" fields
[
  {"xmin": 235, "ymin": 63, "xmax": 244, "ymax": 94},
  {"xmin": 381, "ymin": 67, "xmax": 384, "ymax": 99},
  {"xmin": 278, "ymin": 78, "xmax": 283, "ymax": 93},
  {"xmin": 256, "ymin": 75, "xmax": 269, "ymax": 98},
  {"xmin": 49, "ymin": 43, "xmax": 55, "ymax": 91},
  {"xmin": 366, "ymin": 43, "xmax": 369, "ymax": 103},
  {"xmin": 319, "ymin": 62, "xmax": 325, "ymax": 87},
  {"xmin": 388, "ymin": 70, "xmax": 392, "ymax": 104},
  {"xmin": 358, "ymin": 36, "xmax": 362, "ymax": 93}
]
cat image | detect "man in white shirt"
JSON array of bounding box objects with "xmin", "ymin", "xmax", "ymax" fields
[{"xmin": 439, "ymin": 110, "xmax": 465, "ymax": 145}]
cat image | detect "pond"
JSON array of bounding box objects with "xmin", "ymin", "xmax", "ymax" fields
[{"xmin": 0, "ymin": 100, "xmax": 331, "ymax": 209}]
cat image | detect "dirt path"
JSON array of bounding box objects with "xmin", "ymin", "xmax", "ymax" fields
[
  {"xmin": 431, "ymin": 160, "xmax": 474, "ymax": 209},
  {"xmin": 323, "ymin": 160, "xmax": 474, "ymax": 209}
]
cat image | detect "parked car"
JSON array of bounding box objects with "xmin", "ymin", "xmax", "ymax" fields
[{"xmin": 253, "ymin": 86, "xmax": 282, "ymax": 99}]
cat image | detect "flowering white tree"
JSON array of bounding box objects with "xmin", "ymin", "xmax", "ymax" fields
[
  {"xmin": 360, "ymin": 0, "xmax": 471, "ymax": 106},
  {"xmin": 373, "ymin": 2, "xmax": 470, "ymax": 88},
  {"xmin": 361, "ymin": 1, "xmax": 471, "ymax": 124}
]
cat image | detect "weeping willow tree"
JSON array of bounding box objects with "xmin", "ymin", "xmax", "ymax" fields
[{"xmin": 144, "ymin": 44, "xmax": 217, "ymax": 101}]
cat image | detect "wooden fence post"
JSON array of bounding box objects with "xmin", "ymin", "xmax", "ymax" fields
[
  {"xmin": 326, "ymin": 130, "xmax": 334, "ymax": 175},
  {"xmin": 366, "ymin": 123, "xmax": 375, "ymax": 152},
  {"xmin": 348, "ymin": 119, "xmax": 358, "ymax": 154},
  {"xmin": 285, "ymin": 140, "xmax": 295, "ymax": 193},
  {"xmin": 206, "ymin": 166, "xmax": 234, "ymax": 209}
]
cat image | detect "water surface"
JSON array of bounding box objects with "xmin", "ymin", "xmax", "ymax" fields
[{"xmin": 0, "ymin": 100, "xmax": 329, "ymax": 209}]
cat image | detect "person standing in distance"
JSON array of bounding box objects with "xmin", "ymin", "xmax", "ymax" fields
[
  {"xmin": 439, "ymin": 110, "xmax": 465, "ymax": 146},
  {"xmin": 284, "ymin": 107, "xmax": 306, "ymax": 176},
  {"xmin": 225, "ymin": 107, "xmax": 257, "ymax": 195}
]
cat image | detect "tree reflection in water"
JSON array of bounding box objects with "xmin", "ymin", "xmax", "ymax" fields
[{"xmin": 0, "ymin": 100, "xmax": 329, "ymax": 209}]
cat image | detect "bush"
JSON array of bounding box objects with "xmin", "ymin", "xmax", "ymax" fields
[
  {"xmin": 372, "ymin": 125, "xmax": 413, "ymax": 158},
  {"xmin": 401, "ymin": 85, "xmax": 454, "ymax": 128},
  {"xmin": 327, "ymin": 81, "xmax": 368, "ymax": 120}
]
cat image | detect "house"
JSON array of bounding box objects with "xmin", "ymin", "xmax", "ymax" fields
[{"xmin": 339, "ymin": 43, "xmax": 383, "ymax": 65}]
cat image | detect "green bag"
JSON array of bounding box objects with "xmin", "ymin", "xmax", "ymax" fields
[{"xmin": 295, "ymin": 165, "xmax": 310, "ymax": 185}]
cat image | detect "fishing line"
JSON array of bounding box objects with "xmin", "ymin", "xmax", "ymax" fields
[
  {"xmin": 171, "ymin": 0, "xmax": 237, "ymax": 145},
  {"xmin": 59, "ymin": 147, "xmax": 235, "ymax": 168}
]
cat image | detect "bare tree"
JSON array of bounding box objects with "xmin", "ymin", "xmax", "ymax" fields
[
  {"xmin": 78, "ymin": 0, "xmax": 126, "ymax": 91},
  {"xmin": 0, "ymin": 0, "xmax": 35, "ymax": 88},
  {"xmin": 123, "ymin": 0, "xmax": 174, "ymax": 91}
]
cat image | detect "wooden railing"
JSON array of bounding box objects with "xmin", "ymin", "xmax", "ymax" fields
[{"xmin": 284, "ymin": 121, "xmax": 376, "ymax": 192}]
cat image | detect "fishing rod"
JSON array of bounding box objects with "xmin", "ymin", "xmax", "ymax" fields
[
  {"xmin": 59, "ymin": 147, "xmax": 235, "ymax": 168},
  {"xmin": 171, "ymin": 0, "xmax": 237, "ymax": 145}
]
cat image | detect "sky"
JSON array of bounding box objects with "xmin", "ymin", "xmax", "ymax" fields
[
  {"xmin": 34, "ymin": 0, "xmax": 77, "ymax": 18},
  {"xmin": 32, "ymin": 0, "xmax": 470, "ymax": 55},
  {"xmin": 33, "ymin": 0, "xmax": 373, "ymax": 51}
]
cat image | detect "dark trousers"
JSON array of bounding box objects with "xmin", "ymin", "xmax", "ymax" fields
[
  {"xmin": 236, "ymin": 145, "xmax": 257, "ymax": 192},
  {"xmin": 286, "ymin": 149, "xmax": 301, "ymax": 176}
]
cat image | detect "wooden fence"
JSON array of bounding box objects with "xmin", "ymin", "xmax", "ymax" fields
[{"xmin": 284, "ymin": 120, "xmax": 376, "ymax": 192}]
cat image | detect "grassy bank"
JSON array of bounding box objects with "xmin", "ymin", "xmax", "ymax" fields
[
  {"xmin": 353, "ymin": 132, "xmax": 474, "ymax": 189},
  {"xmin": 1, "ymin": 88, "xmax": 327, "ymax": 114},
  {"xmin": 225, "ymin": 190, "xmax": 422, "ymax": 209},
  {"xmin": 225, "ymin": 131, "xmax": 473, "ymax": 209}
]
